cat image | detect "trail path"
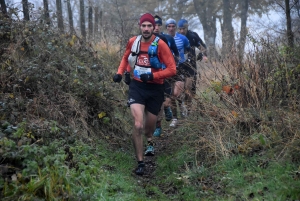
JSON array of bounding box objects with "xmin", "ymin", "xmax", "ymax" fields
[
  {"xmin": 132, "ymin": 127, "xmax": 177, "ymax": 180},
  {"xmin": 128, "ymin": 124, "xmax": 188, "ymax": 199}
]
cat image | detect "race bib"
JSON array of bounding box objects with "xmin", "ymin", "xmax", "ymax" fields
[{"xmin": 133, "ymin": 65, "xmax": 151, "ymax": 79}]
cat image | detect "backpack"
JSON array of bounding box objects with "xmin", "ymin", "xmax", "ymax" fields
[{"xmin": 128, "ymin": 35, "xmax": 164, "ymax": 69}]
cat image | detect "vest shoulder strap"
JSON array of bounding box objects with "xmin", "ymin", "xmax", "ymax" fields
[
  {"xmin": 148, "ymin": 36, "xmax": 160, "ymax": 57},
  {"xmin": 131, "ymin": 35, "xmax": 142, "ymax": 55},
  {"xmin": 152, "ymin": 36, "xmax": 160, "ymax": 46}
]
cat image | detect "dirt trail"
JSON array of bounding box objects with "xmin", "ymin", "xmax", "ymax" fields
[{"xmin": 132, "ymin": 127, "xmax": 176, "ymax": 180}]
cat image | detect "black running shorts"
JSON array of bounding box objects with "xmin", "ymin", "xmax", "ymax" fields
[{"xmin": 128, "ymin": 80, "xmax": 164, "ymax": 116}]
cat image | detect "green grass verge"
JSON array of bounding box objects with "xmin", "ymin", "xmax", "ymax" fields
[
  {"xmin": 2, "ymin": 134, "xmax": 299, "ymax": 200},
  {"xmin": 0, "ymin": 138, "xmax": 148, "ymax": 200},
  {"xmin": 152, "ymin": 145, "xmax": 300, "ymax": 201},
  {"xmin": 213, "ymin": 154, "xmax": 300, "ymax": 200}
]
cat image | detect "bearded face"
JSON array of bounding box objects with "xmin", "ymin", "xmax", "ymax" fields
[{"xmin": 140, "ymin": 22, "xmax": 154, "ymax": 40}]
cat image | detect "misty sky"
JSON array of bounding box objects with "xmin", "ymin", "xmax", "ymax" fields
[{"xmin": 5, "ymin": 0, "xmax": 286, "ymax": 48}]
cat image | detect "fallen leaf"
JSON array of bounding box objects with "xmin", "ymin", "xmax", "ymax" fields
[
  {"xmin": 233, "ymin": 84, "xmax": 240, "ymax": 90},
  {"xmin": 231, "ymin": 110, "xmax": 238, "ymax": 117},
  {"xmin": 98, "ymin": 111, "xmax": 106, "ymax": 119},
  {"xmin": 222, "ymin": 85, "xmax": 234, "ymax": 95}
]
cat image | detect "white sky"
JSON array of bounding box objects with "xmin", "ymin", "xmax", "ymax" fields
[{"xmin": 191, "ymin": 10, "xmax": 285, "ymax": 48}]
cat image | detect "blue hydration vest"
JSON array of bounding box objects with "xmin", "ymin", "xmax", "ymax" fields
[
  {"xmin": 128, "ymin": 35, "xmax": 165, "ymax": 70},
  {"xmin": 148, "ymin": 36, "xmax": 165, "ymax": 69}
]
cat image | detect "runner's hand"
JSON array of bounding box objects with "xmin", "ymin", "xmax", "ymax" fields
[
  {"xmin": 124, "ymin": 72, "xmax": 131, "ymax": 85},
  {"xmin": 113, "ymin": 74, "xmax": 122, "ymax": 83},
  {"xmin": 140, "ymin": 73, "xmax": 153, "ymax": 83},
  {"xmin": 196, "ymin": 53, "xmax": 203, "ymax": 61}
]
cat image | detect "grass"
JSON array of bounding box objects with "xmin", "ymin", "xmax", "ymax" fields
[
  {"xmin": 140, "ymin": 133, "xmax": 300, "ymax": 201},
  {"xmin": 1, "ymin": 137, "xmax": 152, "ymax": 200},
  {"xmin": 176, "ymin": 153, "xmax": 300, "ymax": 200}
]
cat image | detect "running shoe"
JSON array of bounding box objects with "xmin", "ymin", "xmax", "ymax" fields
[
  {"xmin": 135, "ymin": 163, "xmax": 145, "ymax": 175},
  {"xmin": 169, "ymin": 118, "xmax": 178, "ymax": 127},
  {"xmin": 153, "ymin": 127, "xmax": 162, "ymax": 137},
  {"xmin": 164, "ymin": 106, "xmax": 173, "ymax": 121},
  {"xmin": 144, "ymin": 145, "xmax": 154, "ymax": 156}
]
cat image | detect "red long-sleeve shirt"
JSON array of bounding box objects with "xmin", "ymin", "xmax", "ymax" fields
[{"xmin": 117, "ymin": 35, "xmax": 176, "ymax": 84}]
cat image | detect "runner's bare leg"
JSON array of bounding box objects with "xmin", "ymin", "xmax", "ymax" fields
[{"xmin": 130, "ymin": 103, "xmax": 145, "ymax": 161}]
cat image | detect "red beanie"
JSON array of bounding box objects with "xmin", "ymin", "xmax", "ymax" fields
[{"xmin": 139, "ymin": 13, "xmax": 155, "ymax": 28}]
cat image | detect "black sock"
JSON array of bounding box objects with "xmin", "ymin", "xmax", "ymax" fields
[{"xmin": 138, "ymin": 161, "xmax": 145, "ymax": 167}]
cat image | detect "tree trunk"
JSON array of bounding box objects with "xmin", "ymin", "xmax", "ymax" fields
[
  {"xmin": 66, "ymin": 0, "xmax": 74, "ymax": 34},
  {"xmin": 222, "ymin": 0, "xmax": 235, "ymax": 58},
  {"xmin": 285, "ymin": 0, "xmax": 294, "ymax": 48},
  {"xmin": 43, "ymin": 0, "xmax": 50, "ymax": 24},
  {"xmin": 80, "ymin": 0, "xmax": 86, "ymax": 41},
  {"xmin": 22, "ymin": 0, "xmax": 30, "ymax": 21},
  {"xmin": 238, "ymin": 0, "xmax": 249, "ymax": 62},
  {"xmin": 88, "ymin": 5, "xmax": 93, "ymax": 40},
  {"xmin": 94, "ymin": 6, "xmax": 99, "ymax": 40},
  {"xmin": 99, "ymin": 10, "xmax": 103, "ymax": 41},
  {"xmin": 56, "ymin": 0, "xmax": 64, "ymax": 33},
  {"xmin": 0, "ymin": 0, "xmax": 7, "ymax": 15},
  {"xmin": 193, "ymin": 0, "xmax": 219, "ymax": 58}
]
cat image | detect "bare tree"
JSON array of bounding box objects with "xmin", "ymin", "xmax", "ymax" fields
[
  {"xmin": 235, "ymin": 0, "xmax": 274, "ymax": 56},
  {"xmin": 88, "ymin": 3, "xmax": 93, "ymax": 40},
  {"xmin": 56, "ymin": 0, "xmax": 64, "ymax": 33},
  {"xmin": 22, "ymin": 0, "xmax": 30, "ymax": 21},
  {"xmin": 163, "ymin": 0, "xmax": 189, "ymax": 20},
  {"xmin": 80, "ymin": 0, "xmax": 86, "ymax": 41},
  {"xmin": 284, "ymin": 0, "xmax": 296, "ymax": 47},
  {"xmin": 43, "ymin": 0, "xmax": 50, "ymax": 24},
  {"xmin": 66, "ymin": 0, "xmax": 75, "ymax": 34},
  {"xmin": 295, "ymin": 0, "xmax": 300, "ymax": 18},
  {"xmin": 273, "ymin": 0, "xmax": 300, "ymax": 47},
  {"xmin": 222, "ymin": 0, "xmax": 235, "ymax": 57},
  {"xmin": 0, "ymin": 0, "xmax": 7, "ymax": 16},
  {"xmin": 193, "ymin": 0, "xmax": 221, "ymax": 58},
  {"xmin": 94, "ymin": 6, "xmax": 99, "ymax": 40},
  {"xmin": 237, "ymin": 0, "xmax": 249, "ymax": 61}
]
